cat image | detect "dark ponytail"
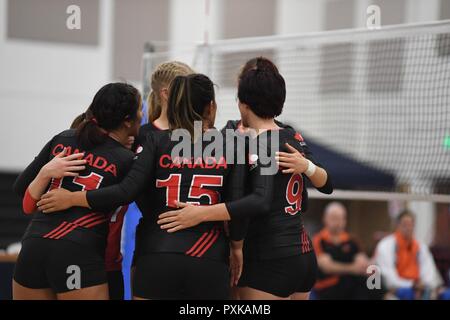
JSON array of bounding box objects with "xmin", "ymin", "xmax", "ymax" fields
[
  {"xmin": 167, "ymin": 74, "xmax": 215, "ymax": 137},
  {"xmin": 77, "ymin": 83, "xmax": 141, "ymax": 150}
]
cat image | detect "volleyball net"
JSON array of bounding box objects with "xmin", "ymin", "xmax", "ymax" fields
[{"xmin": 142, "ymin": 21, "xmax": 450, "ymax": 202}]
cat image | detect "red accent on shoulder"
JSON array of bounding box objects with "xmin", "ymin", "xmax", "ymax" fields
[{"xmin": 294, "ymin": 132, "xmax": 304, "ymax": 142}]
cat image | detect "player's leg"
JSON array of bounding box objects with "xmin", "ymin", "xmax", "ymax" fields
[
  {"xmin": 12, "ymin": 238, "xmax": 56, "ymax": 300},
  {"xmin": 290, "ymin": 291, "xmax": 310, "ymax": 300},
  {"xmin": 57, "ymin": 283, "xmax": 109, "ymax": 300},
  {"xmin": 12, "ymin": 280, "xmax": 56, "ymax": 300},
  {"xmin": 239, "ymin": 286, "xmax": 290, "ymax": 300},
  {"xmin": 231, "ymin": 286, "xmax": 241, "ymax": 300}
]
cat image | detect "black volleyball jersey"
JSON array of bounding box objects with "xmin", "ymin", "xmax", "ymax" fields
[
  {"xmin": 86, "ymin": 129, "xmax": 245, "ymax": 262},
  {"xmin": 132, "ymin": 121, "xmax": 165, "ymax": 153},
  {"xmin": 13, "ymin": 129, "xmax": 135, "ymax": 254},
  {"xmin": 138, "ymin": 122, "xmax": 165, "ymax": 142},
  {"xmin": 224, "ymin": 120, "xmax": 333, "ymax": 261}
]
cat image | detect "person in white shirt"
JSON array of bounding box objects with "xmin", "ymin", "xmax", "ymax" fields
[{"xmin": 375, "ymin": 210, "xmax": 445, "ymax": 299}]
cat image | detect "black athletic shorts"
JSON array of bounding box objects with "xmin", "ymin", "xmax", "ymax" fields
[
  {"xmin": 107, "ymin": 270, "xmax": 124, "ymax": 300},
  {"xmin": 14, "ymin": 238, "xmax": 107, "ymax": 294},
  {"xmin": 133, "ymin": 253, "xmax": 230, "ymax": 300},
  {"xmin": 238, "ymin": 251, "xmax": 318, "ymax": 298}
]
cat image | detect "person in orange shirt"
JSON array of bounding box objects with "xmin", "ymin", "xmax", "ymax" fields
[
  {"xmin": 312, "ymin": 202, "xmax": 373, "ymax": 299},
  {"xmin": 375, "ymin": 210, "xmax": 446, "ymax": 300}
]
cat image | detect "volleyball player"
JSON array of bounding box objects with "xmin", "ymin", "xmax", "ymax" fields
[
  {"xmin": 23, "ymin": 62, "xmax": 196, "ymax": 299},
  {"xmin": 72, "ymin": 113, "xmax": 135, "ymax": 300},
  {"xmin": 138, "ymin": 61, "xmax": 194, "ymax": 138},
  {"xmin": 156, "ymin": 57, "xmax": 333, "ymax": 300},
  {"xmin": 130, "ymin": 61, "xmax": 195, "ymax": 292},
  {"xmin": 12, "ymin": 83, "xmax": 143, "ymax": 299},
  {"xmin": 14, "ymin": 112, "xmax": 132, "ymax": 300}
]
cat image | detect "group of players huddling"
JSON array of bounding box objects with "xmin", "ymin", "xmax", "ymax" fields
[{"xmin": 12, "ymin": 57, "xmax": 332, "ymax": 300}]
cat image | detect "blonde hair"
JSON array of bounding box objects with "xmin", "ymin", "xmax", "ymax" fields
[{"xmin": 147, "ymin": 61, "xmax": 194, "ymax": 122}]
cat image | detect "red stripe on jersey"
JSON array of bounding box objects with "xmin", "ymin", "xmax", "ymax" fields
[
  {"xmin": 185, "ymin": 232, "xmax": 209, "ymax": 256},
  {"xmin": 189, "ymin": 229, "xmax": 216, "ymax": 257},
  {"xmin": 303, "ymin": 230, "xmax": 308, "ymax": 253},
  {"xmin": 47, "ymin": 223, "xmax": 74, "ymax": 239},
  {"xmin": 44, "ymin": 213, "xmax": 101, "ymax": 239},
  {"xmin": 53, "ymin": 217, "xmax": 105, "ymax": 239},
  {"xmin": 43, "ymin": 222, "xmax": 67, "ymax": 238},
  {"xmin": 196, "ymin": 229, "xmax": 220, "ymax": 257},
  {"xmin": 302, "ymin": 231, "xmax": 305, "ymax": 253},
  {"xmin": 83, "ymin": 217, "xmax": 108, "ymax": 229},
  {"xmin": 302, "ymin": 230, "xmax": 307, "ymax": 253},
  {"xmin": 51, "ymin": 215, "xmax": 105, "ymax": 239},
  {"xmin": 300, "ymin": 229, "xmax": 311, "ymax": 254},
  {"xmin": 48, "ymin": 213, "xmax": 100, "ymax": 238},
  {"xmin": 300, "ymin": 230, "xmax": 304, "ymax": 253},
  {"xmin": 70, "ymin": 213, "xmax": 100, "ymax": 225}
]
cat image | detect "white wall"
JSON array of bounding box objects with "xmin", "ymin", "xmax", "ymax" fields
[
  {"xmin": 276, "ymin": 0, "xmax": 325, "ymax": 34},
  {"xmin": 0, "ymin": 0, "xmax": 113, "ymax": 171},
  {"xmin": 168, "ymin": 0, "xmax": 225, "ymax": 52},
  {"xmin": 406, "ymin": 0, "xmax": 441, "ymax": 23}
]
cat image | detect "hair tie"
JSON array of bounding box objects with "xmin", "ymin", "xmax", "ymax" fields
[{"xmin": 91, "ymin": 117, "xmax": 98, "ymax": 125}]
